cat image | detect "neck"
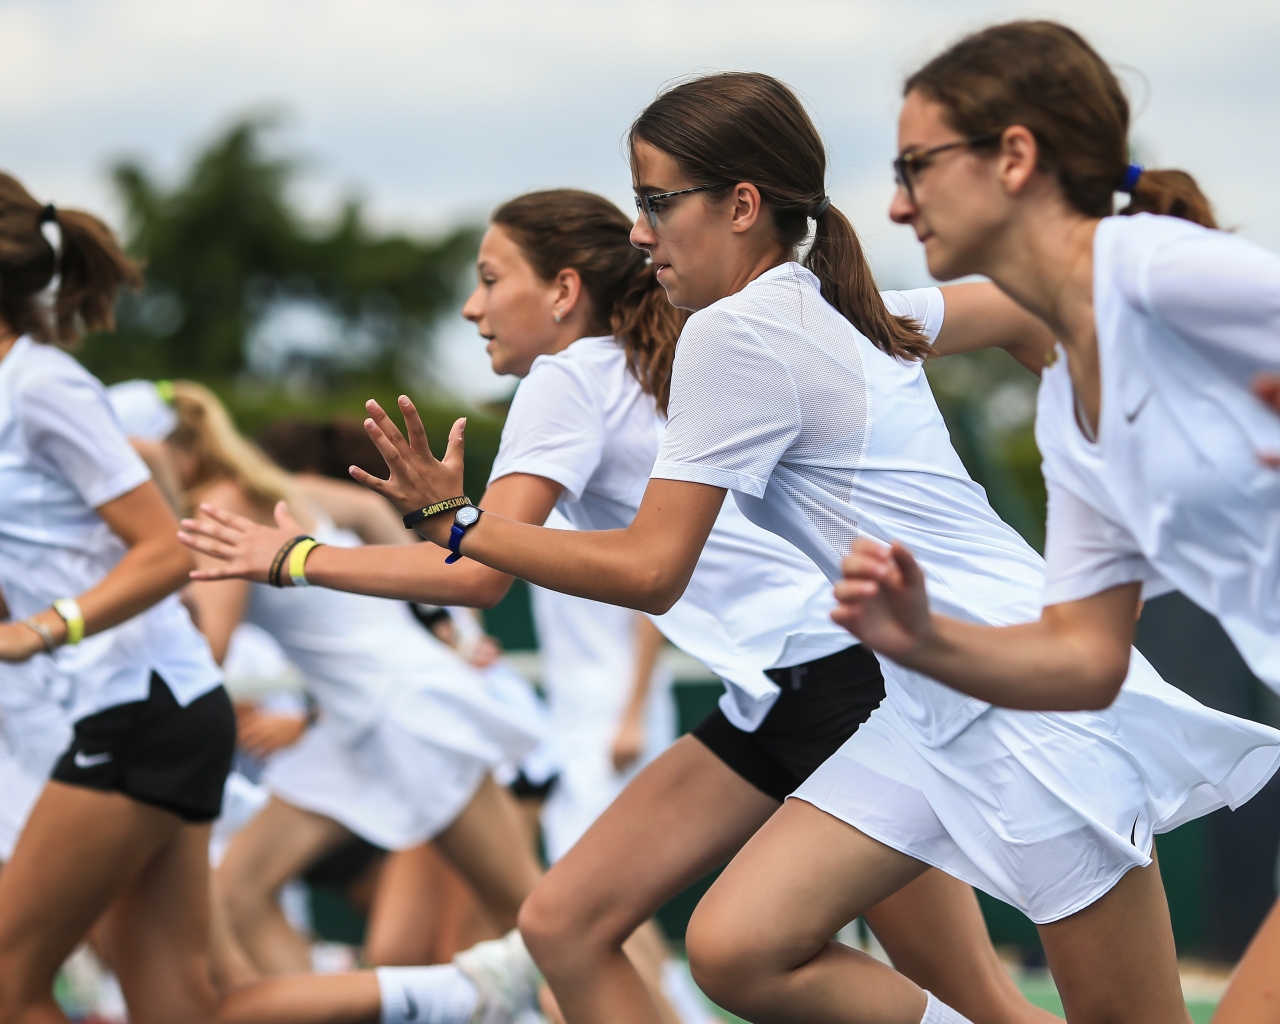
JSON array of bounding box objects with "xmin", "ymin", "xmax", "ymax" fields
[
  {"xmin": 979, "ymin": 204, "xmax": 1099, "ymax": 350},
  {"xmin": 0, "ymin": 321, "xmax": 20, "ymax": 362},
  {"xmin": 723, "ymin": 245, "xmax": 790, "ymax": 302}
]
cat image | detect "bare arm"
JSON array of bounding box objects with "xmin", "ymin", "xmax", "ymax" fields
[
  {"xmin": 611, "ymin": 615, "xmax": 667, "ymax": 772},
  {"xmin": 831, "ymin": 538, "xmax": 1138, "ymax": 710},
  {"xmin": 0, "ymin": 480, "xmax": 197, "ymax": 661},
  {"xmin": 933, "ymin": 281, "xmax": 1057, "ymax": 373},
  {"xmin": 183, "ymin": 480, "xmax": 258, "ymax": 664},
  {"xmin": 291, "ymin": 474, "xmax": 418, "ymax": 546},
  {"xmin": 182, "ymin": 398, "xmax": 725, "ymax": 615}
]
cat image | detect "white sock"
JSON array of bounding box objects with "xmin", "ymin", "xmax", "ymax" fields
[
  {"xmin": 920, "ymin": 990, "xmax": 976, "ymax": 1024},
  {"xmin": 376, "ymin": 965, "xmax": 479, "ymax": 1024}
]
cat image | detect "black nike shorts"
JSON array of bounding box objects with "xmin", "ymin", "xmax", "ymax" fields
[
  {"xmin": 692, "ymin": 643, "xmax": 886, "ymax": 802},
  {"xmin": 51, "ymin": 673, "xmax": 236, "ymax": 823}
]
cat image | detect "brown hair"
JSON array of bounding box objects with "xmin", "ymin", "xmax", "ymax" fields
[
  {"xmin": 0, "ymin": 172, "xmax": 143, "ymax": 344},
  {"xmin": 257, "ymin": 417, "xmax": 386, "ymax": 480},
  {"xmin": 630, "ymin": 72, "xmax": 931, "ymax": 362},
  {"xmin": 492, "ymin": 189, "xmax": 687, "ymax": 412},
  {"xmin": 905, "ymin": 21, "xmax": 1216, "ymax": 228}
]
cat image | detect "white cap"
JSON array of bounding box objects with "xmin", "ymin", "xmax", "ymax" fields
[{"xmin": 107, "ymin": 379, "xmax": 177, "ymax": 441}]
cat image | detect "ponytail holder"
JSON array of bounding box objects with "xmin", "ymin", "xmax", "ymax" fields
[
  {"xmin": 811, "ymin": 195, "xmax": 831, "ymax": 219},
  {"xmin": 1120, "ymin": 164, "xmax": 1144, "ymax": 193},
  {"xmin": 38, "ymin": 204, "xmax": 57, "ymax": 225}
]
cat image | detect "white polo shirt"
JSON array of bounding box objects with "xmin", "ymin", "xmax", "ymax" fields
[
  {"xmin": 489, "ymin": 334, "xmax": 856, "ymax": 730},
  {"xmin": 0, "ymin": 337, "xmax": 222, "ymax": 723},
  {"xmin": 652, "ymin": 265, "xmax": 1047, "ymax": 746},
  {"xmin": 1039, "ymin": 213, "xmax": 1280, "ymax": 690}
]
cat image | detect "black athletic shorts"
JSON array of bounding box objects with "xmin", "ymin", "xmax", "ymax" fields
[
  {"xmin": 692, "ymin": 643, "xmax": 886, "ymax": 802},
  {"xmin": 51, "ymin": 673, "xmax": 236, "ymax": 823}
]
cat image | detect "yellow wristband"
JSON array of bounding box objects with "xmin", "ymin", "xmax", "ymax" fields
[
  {"xmin": 288, "ymin": 538, "xmax": 322, "ymax": 588},
  {"xmin": 52, "ymin": 598, "xmax": 85, "ymax": 645}
]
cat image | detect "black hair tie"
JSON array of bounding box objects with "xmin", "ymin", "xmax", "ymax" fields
[
  {"xmin": 811, "ymin": 195, "xmax": 832, "ymax": 219},
  {"xmin": 38, "ymin": 204, "xmax": 57, "ymax": 224}
]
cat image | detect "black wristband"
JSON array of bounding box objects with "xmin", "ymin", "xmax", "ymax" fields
[
  {"xmin": 402, "ymin": 496, "xmax": 472, "ymax": 529},
  {"xmin": 268, "ymin": 535, "xmax": 312, "ymax": 588}
]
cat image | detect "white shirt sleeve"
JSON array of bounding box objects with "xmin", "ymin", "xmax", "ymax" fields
[
  {"xmin": 881, "ymin": 287, "xmax": 946, "ymax": 345},
  {"xmin": 1042, "ymin": 480, "xmax": 1166, "ymax": 605},
  {"xmin": 651, "ymin": 307, "xmax": 800, "ymax": 497},
  {"xmin": 487, "ymin": 356, "xmax": 604, "ymax": 500},
  {"xmin": 1136, "ymin": 227, "xmax": 1280, "ymax": 371},
  {"xmin": 20, "ymin": 372, "xmax": 151, "ymax": 509}
]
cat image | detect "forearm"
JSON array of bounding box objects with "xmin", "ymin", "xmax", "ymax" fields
[
  {"xmin": 303, "ymin": 543, "xmax": 516, "ymax": 608},
  {"xmin": 906, "ymin": 613, "xmax": 1131, "ymax": 711},
  {"xmin": 74, "ymin": 540, "xmax": 194, "ymax": 638},
  {"xmin": 447, "ymin": 514, "xmax": 689, "ymax": 614}
]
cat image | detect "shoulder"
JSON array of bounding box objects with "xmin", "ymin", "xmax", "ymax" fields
[
  {"xmin": 8, "ymin": 339, "xmax": 102, "ymax": 398},
  {"xmin": 191, "ymin": 477, "xmax": 274, "ymax": 524},
  {"xmin": 1099, "ymin": 214, "xmax": 1219, "ymax": 301}
]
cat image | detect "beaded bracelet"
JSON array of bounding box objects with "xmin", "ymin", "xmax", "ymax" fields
[{"xmin": 269, "ymin": 535, "xmax": 313, "ymax": 588}]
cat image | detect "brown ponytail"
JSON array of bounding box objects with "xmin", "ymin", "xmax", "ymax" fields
[
  {"xmin": 629, "ymin": 72, "xmax": 931, "ymax": 362},
  {"xmin": 905, "ymin": 21, "xmax": 1217, "ymax": 229},
  {"xmin": 492, "ymin": 189, "xmax": 687, "ymax": 412},
  {"xmin": 0, "ymin": 172, "xmax": 142, "ymax": 345}
]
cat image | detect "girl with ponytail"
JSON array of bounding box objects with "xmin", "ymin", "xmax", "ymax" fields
[
  {"xmin": 183, "ymin": 186, "xmax": 1061, "ymax": 1024},
  {"xmin": 185, "ymin": 73, "xmax": 1280, "ymax": 1024},
  {"xmin": 832, "ymin": 20, "xmax": 1280, "ymax": 1024}
]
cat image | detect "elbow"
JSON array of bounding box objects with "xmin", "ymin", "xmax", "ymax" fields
[
  {"xmin": 1076, "ymin": 654, "xmax": 1130, "ymax": 710},
  {"xmin": 633, "ymin": 567, "xmax": 684, "ymax": 616},
  {"xmin": 470, "ymin": 573, "xmax": 515, "ymax": 611}
]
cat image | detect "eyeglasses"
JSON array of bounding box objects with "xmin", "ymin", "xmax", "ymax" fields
[
  {"xmin": 634, "ymin": 185, "xmax": 717, "ymax": 230},
  {"xmin": 893, "ymin": 133, "xmax": 1001, "ymax": 203}
]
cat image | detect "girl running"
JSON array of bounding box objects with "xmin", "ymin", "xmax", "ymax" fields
[
  {"xmin": 162, "ymin": 381, "xmax": 542, "ymax": 975},
  {"xmin": 0, "ymin": 172, "xmax": 550, "ymax": 1024},
  {"xmin": 184, "ymin": 187, "xmax": 1118, "ymax": 1024},
  {"xmin": 184, "ymin": 79, "xmax": 1280, "ymax": 1024},
  {"xmin": 825, "ymin": 21, "xmax": 1280, "ymax": 1024}
]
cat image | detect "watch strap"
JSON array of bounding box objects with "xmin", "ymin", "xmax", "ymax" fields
[
  {"xmin": 445, "ymin": 508, "xmax": 482, "ymax": 564},
  {"xmin": 403, "ymin": 496, "xmax": 472, "ymax": 529}
]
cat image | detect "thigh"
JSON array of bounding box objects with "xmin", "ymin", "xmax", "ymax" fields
[
  {"xmin": 217, "ymin": 796, "xmax": 352, "ymax": 900},
  {"xmin": 527, "ymin": 735, "xmax": 780, "ymax": 945},
  {"xmin": 1038, "ymin": 857, "xmax": 1190, "ymax": 1024},
  {"xmin": 0, "ymin": 781, "xmax": 182, "ymax": 994},
  {"xmin": 100, "ymin": 824, "xmax": 220, "ymax": 1024},
  {"xmin": 433, "ymin": 775, "xmax": 543, "ymax": 928},
  {"xmin": 689, "ymin": 797, "xmax": 927, "ymax": 975},
  {"xmin": 1212, "ymin": 895, "xmax": 1280, "ymax": 1024}
]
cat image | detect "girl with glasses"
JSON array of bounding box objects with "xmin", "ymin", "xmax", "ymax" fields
[
  {"xmin": 831, "ymin": 20, "xmax": 1280, "ymax": 1024},
  {"xmin": 181, "ymin": 184, "xmax": 1063, "ymax": 1024},
  {"xmin": 184, "ymin": 74, "xmax": 1279, "ymax": 1024}
]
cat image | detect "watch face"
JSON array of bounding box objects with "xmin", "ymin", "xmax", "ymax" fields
[{"xmin": 455, "ymin": 505, "xmax": 481, "ymax": 527}]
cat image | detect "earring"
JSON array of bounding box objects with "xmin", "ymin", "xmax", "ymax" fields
[{"xmin": 553, "ymin": 309, "xmax": 563, "ymax": 323}]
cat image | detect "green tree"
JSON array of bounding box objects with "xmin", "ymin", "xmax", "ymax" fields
[{"xmin": 78, "ymin": 117, "xmax": 478, "ymax": 383}]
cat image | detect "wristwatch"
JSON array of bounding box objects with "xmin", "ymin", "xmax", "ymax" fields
[{"xmin": 444, "ymin": 505, "xmax": 482, "ymax": 564}]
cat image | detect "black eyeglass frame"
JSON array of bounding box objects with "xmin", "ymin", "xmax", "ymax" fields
[
  {"xmin": 634, "ymin": 185, "xmax": 718, "ymax": 230},
  {"xmin": 893, "ymin": 133, "xmax": 1002, "ymax": 203}
]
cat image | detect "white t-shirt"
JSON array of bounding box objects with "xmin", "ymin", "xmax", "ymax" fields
[
  {"xmin": 489, "ymin": 334, "xmax": 855, "ymax": 730},
  {"xmin": 652, "ymin": 265, "xmax": 1046, "ymax": 745},
  {"xmin": 1039, "ymin": 213, "xmax": 1280, "ymax": 689},
  {"xmin": 0, "ymin": 337, "xmax": 222, "ymax": 722}
]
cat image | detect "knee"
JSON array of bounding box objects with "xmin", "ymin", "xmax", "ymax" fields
[
  {"xmin": 517, "ymin": 882, "xmax": 572, "ymax": 971},
  {"xmin": 685, "ymin": 902, "xmax": 761, "ymax": 1016},
  {"xmin": 518, "ymin": 877, "xmax": 624, "ymax": 979}
]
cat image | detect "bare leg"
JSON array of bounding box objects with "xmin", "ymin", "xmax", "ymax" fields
[
  {"xmin": 519, "ymin": 737, "xmax": 783, "ymax": 1024},
  {"xmin": 209, "ymin": 874, "xmax": 263, "ymax": 991},
  {"xmin": 365, "ymin": 843, "xmax": 501, "ymax": 966},
  {"xmin": 432, "ymin": 775, "xmax": 544, "ymax": 932},
  {"xmin": 865, "ymin": 872, "xmax": 1057, "ymax": 1024},
  {"xmin": 1211, "ymin": 896, "xmax": 1280, "ymax": 1024},
  {"xmin": 216, "ymin": 797, "xmax": 352, "ymax": 974},
  {"xmin": 0, "ymin": 782, "xmax": 183, "ymax": 1024},
  {"xmin": 1037, "ymin": 855, "xmax": 1191, "ymax": 1024}
]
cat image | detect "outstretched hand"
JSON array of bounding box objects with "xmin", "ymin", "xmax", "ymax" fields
[
  {"xmin": 179, "ymin": 501, "xmax": 305, "ymax": 583},
  {"xmin": 353, "ymin": 396, "xmax": 466, "ymax": 544},
  {"xmin": 830, "ymin": 538, "xmax": 934, "ymax": 661}
]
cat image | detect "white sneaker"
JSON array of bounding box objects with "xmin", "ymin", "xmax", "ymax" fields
[{"xmin": 453, "ymin": 930, "xmax": 541, "ymax": 1024}]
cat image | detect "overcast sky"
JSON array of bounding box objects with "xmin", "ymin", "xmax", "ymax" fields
[{"xmin": 3, "ymin": 0, "xmax": 1276, "ymax": 398}]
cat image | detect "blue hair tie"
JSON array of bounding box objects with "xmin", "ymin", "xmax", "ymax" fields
[
  {"xmin": 1121, "ymin": 164, "xmax": 1143, "ymax": 193},
  {"xmin": 811, "ymin": 195, "xmax": 831, "ymax": 219}
]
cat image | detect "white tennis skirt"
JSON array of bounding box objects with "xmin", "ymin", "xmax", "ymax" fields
[
  {"xmin": 792, "ymin": 654, "xmax": 1280, "ymax": 924},
  {"xmin": 264, "ymin": 717, "xmax": 488, "ymax": 851}
]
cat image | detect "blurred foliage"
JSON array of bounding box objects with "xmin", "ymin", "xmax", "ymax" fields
[
  {"xmin": 78, "ymin": 116, "xmax": 479, "ymax": 383},
  {"xmin": 926, "ymin": 349, "xmax": 1047, "ymax": 552}
]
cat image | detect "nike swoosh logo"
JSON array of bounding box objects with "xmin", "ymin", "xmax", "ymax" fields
[
  {"xmin": 1125, "ymin": 391, "xmax": 1152, "ymax": 423},
  {"xmin": 403, "ymin": 989, "xmax": 418, "ymax": 1022},
  {"xmin": 73, "ymin": 750, "xmax": 112, "ymax": 768}
]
